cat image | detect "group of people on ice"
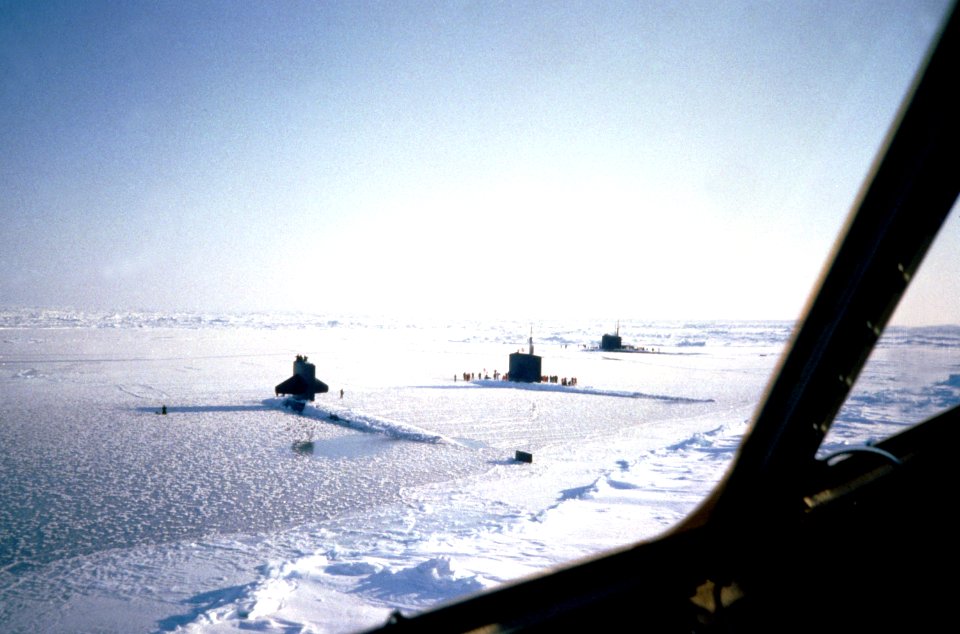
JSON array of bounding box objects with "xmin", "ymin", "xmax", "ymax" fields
[{"xmin": 455, "ymin": 371, "xmax": 577, "ymax": 386}]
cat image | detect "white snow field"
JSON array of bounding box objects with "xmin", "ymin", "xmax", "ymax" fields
[{"xmin": 1, "ymin": 309, "xmax": 957, "ymax": 633}]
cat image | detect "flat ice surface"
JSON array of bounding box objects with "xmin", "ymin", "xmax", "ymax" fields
[{"xmin": 1, "ymin": 311, "xmax": 957, "ymax": 633}]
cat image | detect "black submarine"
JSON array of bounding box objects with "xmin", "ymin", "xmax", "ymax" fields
[
  {"xmin": 275, "ymin": 354, "xmax": 328, "ymax": 408},
  {"xmin": 595, "ymin": 321, "xmax": 656, "ymax": 353},
  {"xmin": 507, "ymin": 332, "xmax": 542, "ymax": 383}
]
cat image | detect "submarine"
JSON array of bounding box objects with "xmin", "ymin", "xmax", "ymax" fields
[
  {"xmin": 598, "ymin": 321, "xmax": 652, "ymax": 353},
  {"xmin": 507, "ymin": 332, "xmax": 542, "ymax": 383},
  {"xmin": 275, "ymin": 354, "xmax": 329, "ymax": 402}
]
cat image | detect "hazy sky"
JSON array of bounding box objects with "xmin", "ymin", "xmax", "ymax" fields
[{"xmin": 2, "ymin": 1, "xmax": 955, "ymax": 323}]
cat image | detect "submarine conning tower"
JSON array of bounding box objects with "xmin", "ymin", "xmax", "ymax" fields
[
  {"xmin": 293, "ymin": 355, "xmax": 316, "ymax": 382},
  {"xmin": 600, "ymin": 320, "xmax": 623, "ymax": 351},
  {"xmin": 275, "ymin": 354, "xmax": 329, "ymax": 401},
  {"xmin": 508, "ymin": 333, "xmax": 542, "ymax": 383},
  {"xmin": 601, "ymin": 333, "xmax": 623, "ymax": 351}
]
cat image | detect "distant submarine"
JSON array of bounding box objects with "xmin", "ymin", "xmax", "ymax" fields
[{"xmin": 275, "ymin": 354, "xmax": 329, "ymax": 402}]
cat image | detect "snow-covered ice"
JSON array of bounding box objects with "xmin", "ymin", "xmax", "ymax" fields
[{"xmin": 1, "ymin": 309, "xmax": 957, "ymax": 633}]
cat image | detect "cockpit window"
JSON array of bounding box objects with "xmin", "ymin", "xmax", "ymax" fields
[{"xmin": 0, "ymin": 3, "xmax": 956, "ymax": 633}]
